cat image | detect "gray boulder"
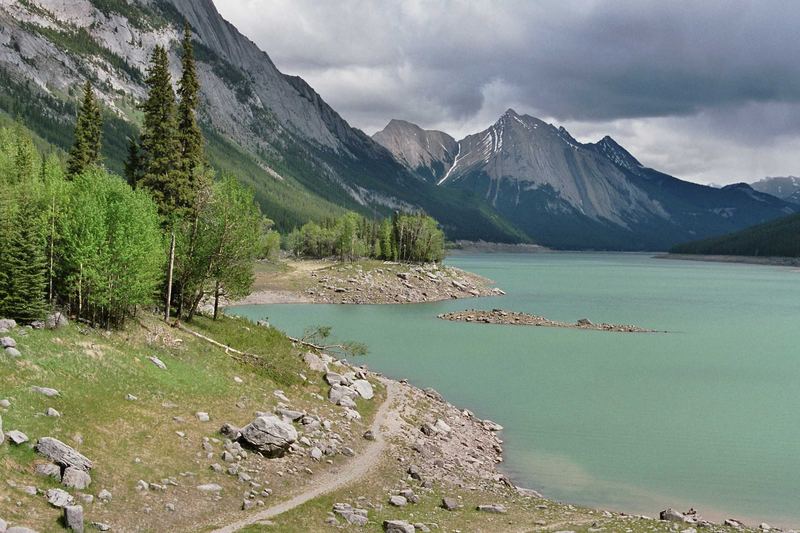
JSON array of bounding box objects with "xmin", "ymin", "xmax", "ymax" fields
[
  {"xmin": 7, "ymin": 528, "xmax": 39, "ymax": 533},
  {"xmin": 0, "ymin": 337, "xmax": 15, "ymax": 348},
  {"xmin": 0, "ymin": 517, "xmax": 5, "ymax": 532},
  {"xmin": 303, "ymin": 352, "xmax": 326, "ymax": 372},
  {"xmin": 388, "ymin": 495, "xmax": 408, "ymax": 507},
  {"xmin": 238, "ymin": 415, "xmax": 298, "ymax": 458},
  {"xmin": 4, "ymin": 347, "xmax": 21, "ymax": 358},
  {"xmin": 351, "ymin": 379, "xmax": 374, "ymax": 400},
  {"xmin": 45, "ymin": 408, "xmax": 61, "ymax": 418},
  {"xmin": 0, "ymin": 318, "xmax": 17, "ymax": 331},
  {"xmin": 6, "ymin": 430, "xmax": 28, "ymax": 445},
  {"xmin": 35, "ymin": 437, "xmax": 93, "ymax": 471},
  {"xmin": 46, "ymin": 313, "xmax": 68, "ymax": 329},
  {"xmin": 442, "ymin": 497, "xmax": 461, "ymax": 511},
  {"xmin": 30, "ymin": 386, "xmax": 60, "ymax": 397},
  {"xmin": 64, "ymin": 505, "xmax": 83, "ymax": 532},
  {"xmin": 35, "ymin": 462, "xmax": 62, "ymax": 480},
  {"xmin": 660, "ymin": 508, "xmax": 686, "ymax": 522},
  {"xmin": 148, "ymin": 356, "xmax": 167, "ymax": 370},
  {"xmin": 383, "ymin": 520, "xmax": 415, "ymax": 533},
  {"xmin": 328, "ymin": 384, "xmax": 357, "ymax": 405},
  {"xmin": 62, "ymin": 467, "xmax": 91, "ymax": 490},
  {"xmin": 476, "ymin": 504, "xmax": 507, "ymax": 513},
  {"xmin": 197, "ymin": 483, "xmax": 223, "ymax": 492},
  {"xmin": 46, "ymin": 488, "xmax": 74, "ymax": 508},
  {"xmin": 324, "ymin": 372, "xmax": 343, "ymax": 385}
]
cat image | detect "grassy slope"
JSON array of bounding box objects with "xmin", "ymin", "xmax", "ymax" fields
[{"xmin": 670, "ymin": 213, "xmax": 800, "ymax": 257}]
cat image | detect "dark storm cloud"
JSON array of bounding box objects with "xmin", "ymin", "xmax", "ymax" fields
[{"xmin": 214, "ymin": 0, "xmax": 800, "ymax": 183}]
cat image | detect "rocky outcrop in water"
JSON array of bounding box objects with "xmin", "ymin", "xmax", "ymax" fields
[{"xmin": 438, "ymin": 309, "xmax": 658, "ymax": 333}]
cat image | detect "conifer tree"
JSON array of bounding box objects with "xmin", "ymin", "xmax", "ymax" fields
[
  {"xmin": 67, "ymin": 81, "xmax": 102, "ymax": 178},
  {"xmin": 124, "ymin": 137, "xmax": 141, "ymax": 185},
  {"xmin": 177, "ymin": 25, "xmax": 205, "ymax": 180},
  {"xmin": 138, "ymin": 45, "xmax": 186, "ymax": 217}
]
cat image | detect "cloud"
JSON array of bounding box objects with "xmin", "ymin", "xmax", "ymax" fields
[{"xmin": 213, "ymin": 0, "xmax": 800, "ymax": 184}]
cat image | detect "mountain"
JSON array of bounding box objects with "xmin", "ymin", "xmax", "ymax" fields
[
  {"xmin": 374, "ymin": 109, "xmax": 798, "ymax": 250},
  {"xmin": 670, "ymin": 212, "xmax": 800, "ymax": 257},
  {"xmin": 372, "ymin": 119, "xmax": 457, "ymax": 183},
  {"xmin": 0, "ymin": 0, "xmax": 524, "ymax": 243},
  {"xmin": 750, "ymin": 176, "xmax": 800, "ymax": 204}
]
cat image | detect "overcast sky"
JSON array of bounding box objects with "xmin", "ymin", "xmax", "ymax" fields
[{"xmin": 214, "ymin": 0, "xmax": 800, "ymax": 185}]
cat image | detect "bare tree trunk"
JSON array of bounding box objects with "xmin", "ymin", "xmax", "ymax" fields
[
  {"xmin": 165, "ymin": 231, "xmax": 175, "ymax": 322},
  {"xmin": 213, "ymin": 280, "xmax": 221, "ymax": 320}
]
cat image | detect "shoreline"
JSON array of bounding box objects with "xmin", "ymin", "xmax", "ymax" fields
[{"xmin": 658, "ymin": 253, "xmax": 800, "ymax": 268}]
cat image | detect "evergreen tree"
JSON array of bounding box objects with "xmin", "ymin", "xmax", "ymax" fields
[
  {"xmin": 0, "ymin": 198, "xmax": 48, "ymax": 322},
  {"xmin": 124, "ymin": 137, "xmax": 141, "ymax": 185},
  {"xmin": 177, "ymin": 24, "xmax": 205, "ymax": 179},
  {"xmin": 138, "ymin": 45, "xmax": 186, "ymax": 217},
  {"xmin": 67, "ymin": 81, "xmax": 102, "ymax": 178}
]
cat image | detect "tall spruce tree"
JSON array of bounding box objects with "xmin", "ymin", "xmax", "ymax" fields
[
  {"xmin": 1, "ymin": 198, "xmax": 48, "ymax": 322},
  {"xmin": 177, "ymin": 25, "xmax": 205, "ymax": 179},
  {"xmin": 67, "ymin": 81, "xmax": 102, "ymax": 178},
  {"xmin": 124, "ymin": 137, "xmax": 141, "ymax": 185},
  {"xmin": 138, "ymin": 45, "xmax": 187, "ymax": 217}
]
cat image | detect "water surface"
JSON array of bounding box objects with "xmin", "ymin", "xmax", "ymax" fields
[{"xmin": 232, "ymin": 253, "xmax": 800, "ymax": 526}]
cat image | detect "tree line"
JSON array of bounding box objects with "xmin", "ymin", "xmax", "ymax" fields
[
  {"xmin": 286, "ymin": 211, "xmax": 445, "ymax": 263},
  {"xmin": 0, "ymin": 26, "xmax": 263, "ymax": 327}
]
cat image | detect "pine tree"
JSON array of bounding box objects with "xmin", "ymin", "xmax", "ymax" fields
[
  {"xmin": 67, "ymin": 81, "xmax": 102, "ymax": 178},
  {"xmin": 177, "ymin": 24, "xmax": 205, "ymax": 180},
  {"xmin": 138, "ymin": 45, "xmax": 186, "ymax": 217},
  {"xmin": 1, "ymin": 198, "xmax": 48, "ymax": 322},
  {"xmin": 124, "ymin": 137, "xmax": 141, "ymax": 185}
]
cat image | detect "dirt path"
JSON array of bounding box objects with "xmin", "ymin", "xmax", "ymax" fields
[{"xmin": 212, "ymin": 379, "xmax": 402, "ymax": 532}]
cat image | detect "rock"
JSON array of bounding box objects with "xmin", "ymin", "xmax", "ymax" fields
[
  {"xmin": 660, "ymin": 508, "xmax": 686, "ymax": 522},
  {"xmin": 97, "ymin": 489, "xmax": 112, "ymax": 501},
  {"xmin": 477, "ymin": 504, "xmax": 507, "ymax": 513},
  {"xmin": 0, "ymin": 337, "xmax": 15, "ymax": 348},
  {"xmin": 328, "ymin": 384, "xmax": 357, "ymax": 404},
  {"xmin": 338, "ymin": 395, "xmax": 357, "ymax": 409},
  {"xmin": 31, "ymin": 386, "xmax": 60, "ymax": 397},
  {"xmin": 238, "ymin": 415, "xmax": 298, "ymax": 458},
  {"xmin": 196, "ymin": 412, "xmax": 210, "ymax": 422},
  {"xmin": 0, "ymin": 318, "xmax": 17, "ymax": 331},
  {"xmin": 47, "ymin": 488, "xmax": 74, "ymax": 508},
  {"xmin": 577, "ymin": 318, "xmax": 593, "ymax": 326},
  {"xmin": 303, "ymin": 352, "xmax": 326, "ymax": 372},
  {"xmin": 0, "ymin": 517, "xmax": 6, "ymax": 532},
  {"xmin": 148, "ymin": 356, "xmax": 167, "ymax": 370},
  {"xmin": 725, "ymin": 519, "xmax": 745, "ymax": 528},
  {"xmin": 125, "ymin": 394, "xmax": 137, "ymax": 401},
  {"xmin": 442, "ymin": 497, "xmax": 461, "ymax": 511},
  {"xmin": 407, "ymin": 464, "xmax": 422, "ymax": 480},
  {"xmin": 389, "ymin": 495, "xmax": 408, "ymax": 507},
  {"xmin": 64, "ymin": 505, "xmax": 84, "ymax": 532},
  {"xmin": 91, "ymin": 523, "xmax": 111, "ymax": 531},
  {"xmin": 35, "ymin": 438, "xmax": 93, "ymax": 471},
  {"xmin": 46, "ymin": 312, "xmax": 68, "ymax": 329},
  {"xmin": 4, "ymin": 347, "xmax": 20, "ymax": 358},
  {"xmin": 62, "ymin": 467, "xmax": 91, "ymax": 490},
  {"xmin": 220, "ymin": 423, "xmax": 241, "ymax": 440},
  {"xmin": 35, "ymin": 462, "xmax": 62, "ymax": 480},
  {"xmin": 433, "ymin": 419, "xmax": 452, "ymax": 434},
  {"xmin": 0, "ymin": 399, "xmax": 9, "ymax": 408},
  {"xmin": 324, "ymin": 372, "xmax": 343, "ymax": 385},
  {"xmin": 351, "ymin": 379, "xmax": 374, "ymax": 399},
  {"xmin": 197, "ymin": 483, "xmax": 223, "ymax": 492},
  {"xmin": 6, "ymin": 430, "xmax": 28, "ymax": 445},
  {"xmin": 420, "ymin": 422, "xmax": 436, "ymax": 436},
  {"xmin": 0, "ymin": 415, "xmax": 3, "ymax": 445},
  {"xmin": 7, "ymin": 528, "xmax": 39, "ymax": 533},
  {"xmin": 310, "ymin": 447, "xmax": 323, "ymax": 461},
  {"xmin": 275, "ymin": 408, "xmax": 303, "ymax": 421},
  {"xmin": 233, "ymin": 376, "xmax": 243, "ymax": 384},
  {"xmin": 273, "ymin": 390, "xmax": 290, "ymax": 402},
  {"xmin": 45, "ymin": 407, "xmax": 61, "ymax": 417},
  {"xmin": 399, "ymin": 489, "xmax": 418, "ymax": 503},
  {"xmin": 363, "ymin": 430, "xmax": 375, "ymax": 441},
  {"xmin": 760, "ymin": 524, "xmax": 771, "ymax": 531},
  {"xmin": 482, "ymin": 419, "xmax": 503, "ymax": 431},
  {"xmin": 383, "ymin": 520, "xmax": 415, "ymax": 533}
]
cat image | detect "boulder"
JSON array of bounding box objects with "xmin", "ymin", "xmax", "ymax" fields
[
  {"xmin": 309, "ymin": 447, "xmax": 323, "ymax": 461},
  {"xmin": 433, "ymin": 419, "xmax": 452, "ymax": 434},
  {"xmin": 0, "ymin": 517, "xmax": 6, "ymax": 532},
  {"xmin": 363, "ymin": 430, "xmax": 375, "ymax": 441},
  {"xmin": 6, "ymin": 430, "xmax": 28, "ymax": 445},
  {"xmin": 0, "ymin": 337, "xmax": 15, "ymax": 348},
  {"xmin": 97, "ymin": 489, "xmax": 112, "ymax": 501},
  {"xmin": 303, "ymin": 352, "xmax": 326, "ymax": 372},
  {"xmin": 219, "ymin": 423, "xmax": 241, "ymax": 440},
  {"xmin": 351, "ymin": 379, "xmax": 374, "ymax": 400},
  {"xmin": 35, "ymin": 437, "xmax": 93, "ymax": 471},
  {"xmin": 62, "ymin": 467, "xmax": 91, "ymax": 490},
  {"xmin": 45, "ymin": 408, "xmax": 61, "ymax": 417},
  {"xmin": 442, "ymin": 497, "xmax": 461, "ymax": 511},
  {"xmin": 4, "ymin": 347, "xmax": 21, "ymax": 358},
  {"xmin": 7, "ymin": 528, "xmax": 39, "ymax": 533},
  {"xmin": 338, "ymin": 396, "xmax": 357, "ymax": 409},
  {"xmin": 328, "ymin": 384, "xmax": 357, "ymax": 405},
  {"xmin": 0, "ymin": 318, "xmax": 17, "ymax": 331},
  {"xmin": 64, "ymin": 505, "xmax": 84, "ymax": 532},
  {"xmin": 197, "ymin": 483, "xmax": 223, "ymax": 492},
  {"xmin": 31, "ymin": 386, "xmax": 60, "ymax": 397},
  {"xmin": 275, "ymin": 408, "xmax": 304, "ymax": 421},
  {"xmin": 238, "ymin": 415, "xmax": 298, "ymax": 458},
  {"xmin": 388, "ymin": 495, "xmax": 408, "ymax": 507},
  {"xmin": 383, "ymin": 520, "xmax": 415, "ymax": 533},
  {"xmin": 482, "ymin": 419, "xmax": 504, "ymax": 432},
  {"xmin": 477, "ymin": 504, "xmax": 507, "ymax": 513},
  {"xmin": 660, "ymin": 508, "xmax": 686, "ymax": 522},
  {"xmin": 0, "ymin": 399, "xmax": 9, "ymax": 408},
  {"xmin": 196, "ymin": 412, "xmax": 210, "ymax": 422},
  {"xmin": 46, "ymin": 488, "xmax": 74, "ymax": 508},
  {"xmin": 46, "ymin": 313, "xmax": 68, "ymax": 329},
  {"xmin": 35, "ymin": 462, "xmax": 62, "ymax": 480},
  {"xmin": 324, "ymin": 372, "xmax": 343, "ymax": 386}
]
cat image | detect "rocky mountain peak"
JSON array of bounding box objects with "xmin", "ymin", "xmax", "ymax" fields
[{"xmin": 372, "ymin": 120, "xmax": 457, "ymax": 182}]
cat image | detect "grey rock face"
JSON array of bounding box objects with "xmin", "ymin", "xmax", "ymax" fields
[
  {"xmin": 45, "ymin": 312, "xmax": 68, "ymax": 329},
  {"xmin": 46, "ymin": 488, "xmax": 74, "ymax": 508},
  {"xmin": 64, "ymin": 505, "xmax": 84, "ymax": 532},
  {"xmin": 62, "ymin": 467, "xmax": 91, "ymax": 490},
  {"xmin": 351, "ymin": 379, "xmax": 374, "ymax": 400},
  {"xmin": 238, "ymin": 415, "xmax": 298, "ymax": 457},
  {"xmin": 35, "ymin": 437, "xmax": 93, "ymax": 471},
  {"xmin": 328, "ymin": 384, "xmax": 357, "ymax": 405},
  {"xmin": 383, "ymin": 520, "xmax": 415, "ymax": 533},
  {"xmin": 373, "ymin": 119, "xmax": 457, "ymax": 182}
]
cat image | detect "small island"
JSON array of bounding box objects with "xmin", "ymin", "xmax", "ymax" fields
[{"xmin": 438, "ymin": 309, "xmax": 660, "ymax": 333}]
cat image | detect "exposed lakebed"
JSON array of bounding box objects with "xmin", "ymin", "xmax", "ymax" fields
[{"xmin": 231, "ymin": 252, "xmax": 800, "ymax": 528}]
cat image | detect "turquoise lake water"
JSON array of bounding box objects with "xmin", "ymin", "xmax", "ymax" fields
[{"xmin": 231, "ymin": 253, "xmax": 800, "ymax": 526}]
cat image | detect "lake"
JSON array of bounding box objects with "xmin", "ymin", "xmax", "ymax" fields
[{"xmin": 231, "ymin": 253, "xmax": 800, "ymax": 527}]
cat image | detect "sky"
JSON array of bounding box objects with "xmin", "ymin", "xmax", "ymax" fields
[{"xmin": 213, "ymin": 0, "xmax": 800, "ymax": 185}]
